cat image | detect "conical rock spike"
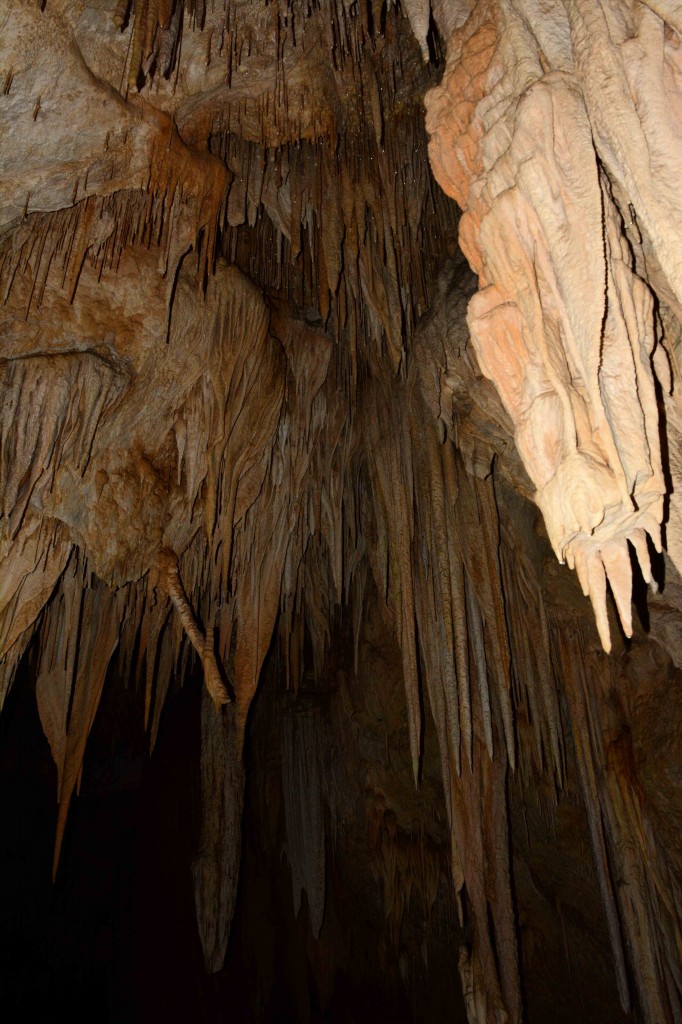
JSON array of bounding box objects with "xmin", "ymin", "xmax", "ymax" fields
[
  {"xmin": 649, "ymin": 522, "xmax": 663, "ymax": 554},
  {"xmin": 586, "ymin": 551, "xmax": 611, "ymax": 653},
  {"xmin": 573, "ymin": 545, "xmax": 591, "ymax": 598},
  {"xmin": 630, "ymin": 528, "xmax": 657, "ymax": 593},
  {"xmin": 602, "ymin": 539, "xmax": 633, "ymax": 639}
]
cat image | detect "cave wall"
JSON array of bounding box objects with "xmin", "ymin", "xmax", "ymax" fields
[{"xmin": 1, "ymin": 2, "xmax": 682, "ymax": 1022}]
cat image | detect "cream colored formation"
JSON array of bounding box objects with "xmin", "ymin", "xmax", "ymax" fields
[{"xmin": 423, "ymin": 0, "xmax": 682, "ymax": 652}]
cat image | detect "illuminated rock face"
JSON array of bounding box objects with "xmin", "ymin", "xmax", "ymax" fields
[
  {"xmin": 423, "ymin": 4, "xmax": 682, "ymax": 1018},
  {"xmin": 426, "ymin": 0, "xmax": 682, "ymax": 654},
  {"xmin": 0, "ymin": 3, "xmax": 682, "ymax": 1022}
]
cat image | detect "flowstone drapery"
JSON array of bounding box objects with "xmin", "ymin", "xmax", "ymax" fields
[{"xmin": 425, "ymin": 0, "xmax": 682, "ymax": 652}]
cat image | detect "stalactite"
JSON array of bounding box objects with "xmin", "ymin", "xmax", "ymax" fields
[
  {"xmin": 192, "ymin": 689, "xmax": 245, "ymax": 973},
  {"xmin": 281, "ymin": 698, "xmax": 326, "ymax": 938},
  {"xmin": 363, "ymin": 379, "xmax": 421, "ymax": 782},
  {"xmin": 0, "ymin": 518, "xmax": 74, "ymax": 710},
  {"xmin": 554, "ymin": 621, "xmax": 682, "ymax": 1021},
  {"xmin": 464, "ymin": 574, "xmax": 493, "ymax": 763},
  {"xmin": 34, "ymin": 552, "xmax": 84, "ymax": 798},
  {"xmin": 555, "ymin": 624, "xmax": 632, "ymax": 1013},
  {"xmin": 356, "ymin": 309, "xmax": 533, "ymax": 1024},
  {"xmin": 118, "ymin": 0, "xmax": 185, "ymax": 92},
  {"xmin": 52, "ymin": 576, "xmax": 126, "ymax": 878}
]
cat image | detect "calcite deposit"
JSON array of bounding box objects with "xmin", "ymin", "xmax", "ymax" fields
[
  {"xmin": 425, "ymin": 0, "xmax": 682, "ymax": 657},
  {"xmin": 1, "ymin": 2, "xmax": 682, "ymax": 1022}
]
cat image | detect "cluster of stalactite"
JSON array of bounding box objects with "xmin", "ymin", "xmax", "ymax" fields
[
  {"xmin": 4, "ymin": 234, "xmax": 676, "ymax": 1022},
  {"xmin": 1, "ymin": 2, "xmax": 681, "ymax": 1021},
  {"xmin": 424, "ymin": 0, "xmax": 682, "ymax": 656}
]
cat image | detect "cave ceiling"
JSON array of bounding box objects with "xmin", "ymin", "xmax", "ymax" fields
[{"xmin": 1, "ymin": 1, "xmax": 682, "ymax": 1022}]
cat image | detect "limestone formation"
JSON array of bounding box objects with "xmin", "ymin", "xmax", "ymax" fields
[{"xmin": 1, "ymin": 2, "xmax": 681, "ymax": 1022}]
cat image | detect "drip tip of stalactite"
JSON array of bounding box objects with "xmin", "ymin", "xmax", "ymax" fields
[{"xmin": 561, "ymin": 518, "xmax": 665, "ymax": 652}]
